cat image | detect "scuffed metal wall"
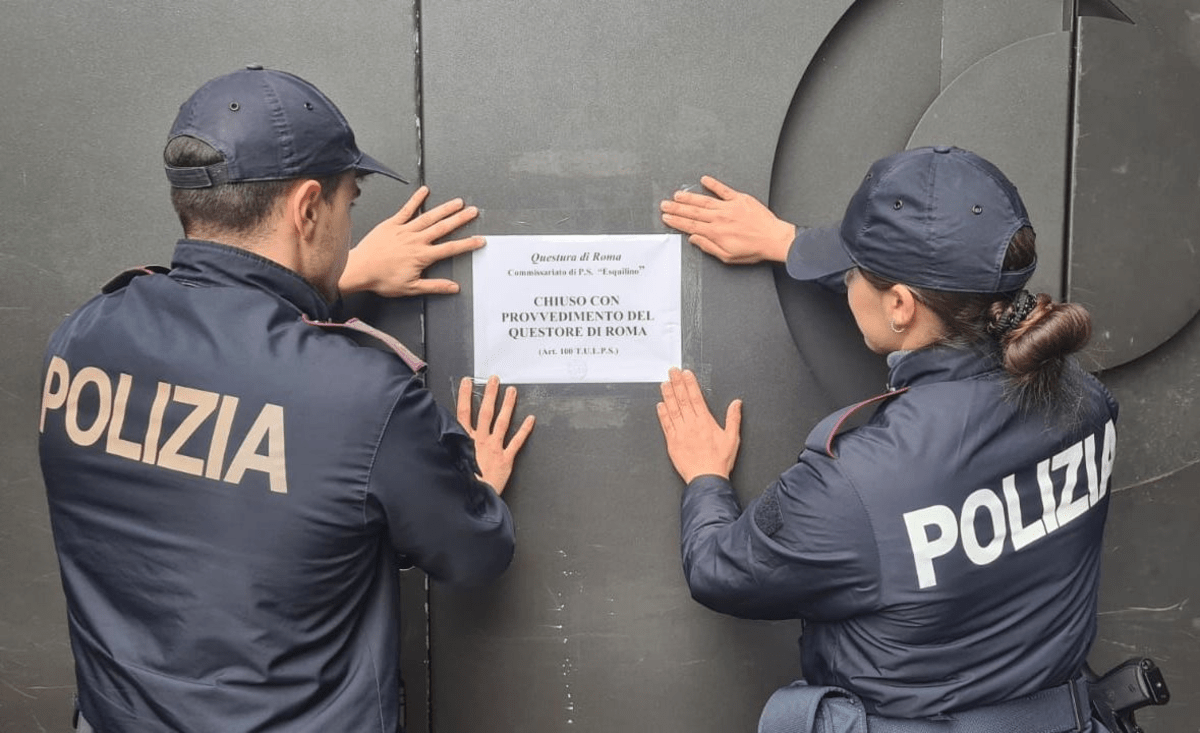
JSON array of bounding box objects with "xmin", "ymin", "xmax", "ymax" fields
[
  {"xmin": 420, "ymin": 1, "xmax": 1195, "ymax": 730},
  {"xmin": 1, "ymin": 1, "xmax": 1194, "ymax": 731}
]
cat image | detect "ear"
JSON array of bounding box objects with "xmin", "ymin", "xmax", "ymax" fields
[
  {"xmin": 888, "ymin": 284, "xmax": 919, "ymax": 330},
  {"xmin": 286, "ymin": 179, "xmax": 325, "ymax": 242}
]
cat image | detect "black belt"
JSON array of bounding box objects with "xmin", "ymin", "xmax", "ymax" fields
[{"xmin": 868, "ymin": 677, "xmax": 1090, "ymax": 733}]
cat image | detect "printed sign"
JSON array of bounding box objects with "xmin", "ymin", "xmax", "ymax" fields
[{"xmin": 472, "ymin": 234, "xmax": 681, "ymax": 383}]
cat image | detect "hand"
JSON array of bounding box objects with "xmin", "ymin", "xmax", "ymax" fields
[
  {"xmin": 340, "ymin": 186, "xmax": 485, "ymax": 297},
  {"xmin": 456, "ymin": 376, "xmax": 536, "ymax": 495},
  {"xmin": 656, "ymin": 368, "xmax": 742, "ymax": 484},
  {"xmin": 660, "ymin": 175, "xmax": 796, "ymax": 265}
]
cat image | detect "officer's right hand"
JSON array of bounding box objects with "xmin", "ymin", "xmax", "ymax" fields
[
  {"xmin": 340, "ymin": 185, "xmax": 484, "ymax": 297},
  {"xmin": 656, "ymin": 367, "xmax": 742, "ymax": 484},
  {"xmin": 660, "ymin": 175, "xmax": 796, "ymax": 265},
  {"xmin": 456, "ymin": 376, "xmax": 535, "ymax": 496}
]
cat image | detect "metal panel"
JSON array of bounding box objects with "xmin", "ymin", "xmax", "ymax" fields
[
  {"xmin": 3, "ymin": 0, "xmax": 1197, "ymax": 731},
  {"xmin": 1070, "ymin": 2, "xmax": 1200, "ymax": 370},
  {"xmin": 424, "ymin": 0, "xmax": 1198, "ymax": 730},
  {"xmin": 1071, "ymin": 5, "xmax": 1200, "ymax": 728},
  {"xmin": 0, "ymin": 3, "xmax": 421, "ymax": 729},
  {"xmin": 1089, "ymin": 313, "xmax": 1200, "ymax": 733},
  {"xmin": 941, "ymin": 0, "xmax": 1066, "ymax": 88},
  {"xmin": 771, "ymin": 0, "xmax": 1070, "ymax": 409},
  {"xmin": 421, "ymin": 2, "xmax": 853, "ymax": 730}
]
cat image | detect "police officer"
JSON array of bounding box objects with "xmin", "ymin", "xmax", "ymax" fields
[
  {"xmin": 656, "ymin": 147, "xmax": 1115, "ymax": 731},
  {"xmin": 38, "ymin": 67, "xmax": 534, "ymax": 732}
]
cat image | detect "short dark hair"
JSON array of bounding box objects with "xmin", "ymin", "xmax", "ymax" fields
[
  {"xmin": 164, "ymin": 136, "xmax": 344, "ymax": 237},
  {"xmin": 858, "ymin": 227, "xmax": 1093, "ymax": 413}
]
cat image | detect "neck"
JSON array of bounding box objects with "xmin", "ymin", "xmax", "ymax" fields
[
  {"xmin": 187, "ymin": 221, "xmax": 301, "ymax": 272},
  {"xmin": 895, "ymin": 316, "xmax": 945, "ymax": 351}
]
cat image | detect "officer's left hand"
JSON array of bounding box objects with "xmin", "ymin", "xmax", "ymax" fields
[
  {"xmin": 340, "ymin": 185, "xmax": 484, "ymax": 297},
  {"xmin": 457, "ymin": 375, "xmax": 536, "ymax": 496},
  {"xmin": 660, "ymin": 176, "xmax": 795, "ymax": 265},
  {"xmin": 656, "ymin": 367, "xmax": 742, "ymax": 484}
]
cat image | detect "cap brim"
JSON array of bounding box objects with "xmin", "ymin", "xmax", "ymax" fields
[
  {"xmin": 355, "ymin": 152, "xmax": 409, "ymax": 184},
  {"xmin": 784, "ymin": 225, "xmax": 855, "ymax": 282}
]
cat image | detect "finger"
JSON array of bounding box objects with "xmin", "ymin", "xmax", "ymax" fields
[
  {"xmin": 725, "ymin": 399, "xmax": 743, "ymax": 435},
  {"xmin": 661, "ymin": 212, "xmax": 703, "ymax": 237},
  {"xmin": 665, "ymin": 193, "xmax": 719, "ymax": 216},
  {"xmin": 661, "ymin": 203, "xmax": 716, "ymax": 227},
  {"xmin": 493, "ymin": 385, "xmax": 518, "ymax": 435},
  {"xmin": 406, "ymin": 198, "xmax": 470, "ymax": 233},
  {"xmin": 687, "ymin": 234, "xmax": 733, "ymax": 262},
  {"xmin": 415, "ymin": 205, "xmax": 480, "ymax": 244},
  {"xmin": 668, "ymin": 368, "xmax": 695, "ymax": 417},
  {"xmin": 504, "ymin": 414, "xmax": 536, "ymax": 456},
  {"xmin": 403, "ymin": 278, "xmax": 462, "ymax": 296},
  {"xmin": 660, "ymin": 370, "xmax": 684, "ymax": 422},
  {"xmin": 681, "ymin": 369, "xmax": 709, "ymax": 419},
  {"xmin": 426, "ymin": 235, "xmax": 486, "ymax": 262},
  {"xmin": 391, "ymin": 185, "xmax": 430, "ymax": 224},
  {"xmin": 671, "ymin": 187, "xmax": 721, "ymax": 207},
  {"xmin": 456, "ymin": 376, "xmax": 474, "ymax": 430},
  {"xmin": 477, "ymin": 375, "xmax": 500, "ymax": 433},
  {"xmin": 700, "ymin": 175, "xmax": 739, "ymax": 201},
  {"xmin": 655, "ymin": 401, "xmax": 675, "ymax": 437}
]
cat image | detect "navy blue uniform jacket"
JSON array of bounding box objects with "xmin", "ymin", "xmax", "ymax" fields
[
  {"xmin": 38, "ymin": 240, "xmax": 514, "ymax": 732},
  {"xmin": 681, "ymin": 345, "xmax": 1118, "ymax": 718}
]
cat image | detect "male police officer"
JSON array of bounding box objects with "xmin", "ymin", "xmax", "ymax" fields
[{"xmin": 38, "ymin": 66, "xmax": 533, "ymax": 732}]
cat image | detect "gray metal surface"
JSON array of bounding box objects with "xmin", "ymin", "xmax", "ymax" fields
[
  {"xmin": 423, "ymin": 1, "xmax": 1197, "ymax": 731},
  {"xmin": 1072, "ymin": 5, "xmax": 1200, "ymax": 728},
  {"xmin": 3, "ymin": 0, "xmax": 1197, "ymax": 731},
  {"xmin": 1071, "ymin": 1, "xmax": 1200, "ymax": 370},
  {"xmin": 771, "ymin": 0, "xmax": 1070, "ymax": 407},
  {"xmin": 0, "ymin": 3, "xmax": 421, "ymax": 729},
  {"xmin": 420, "ymin": 3, "xmax": 848, "ymax": 730}
]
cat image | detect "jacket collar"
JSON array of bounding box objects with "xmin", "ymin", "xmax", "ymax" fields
[
  {"xmin": 804, "ymin": 345, "xmax": 1003, "ymax": 459},
  {"xmin": 168, "ymin": 239, "xmax": 339, "ymax": 321},
  {"xmin": 886, "ymin": 343, "xmax": 1002, "ymax": 391}
]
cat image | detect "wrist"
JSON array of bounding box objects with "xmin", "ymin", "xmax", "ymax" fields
[
  {"xmin": 683, "ymin": 473, "xmax": 733, "ymax": 491},
  {"xmin": 767, "ymin": 222, "xmax": 797, "ymax": 263},
  {"xmin": 338, "ymin": 259, "xmax": 371, "ymax": 295},
  {"xmin": 681, "ymin": 468, "xmax": 731, "ymax": 484}
]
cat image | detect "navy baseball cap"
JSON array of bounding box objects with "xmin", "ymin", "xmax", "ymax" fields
[
  {"xmin": 786, "ymin": 146, "xmax": 1035, "ymax": 293},
  {"xmin": 165, "ymin": 65, "xmax": 407, "ymax": 189}
]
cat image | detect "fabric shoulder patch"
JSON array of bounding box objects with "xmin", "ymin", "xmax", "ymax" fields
[
  {"xmin": 803, "ymin": 387, "xmax": 909, "ymax": 458},
  {"xmin": 101, "ymin": 265, "xmax": 170, "ymax": 294},
  {"xmin": 303, "ymin": 316, "xmax": 427, "ymax": 374},
  {"xmin": 753, "ymin": 484, "xmax": 785, "ymax": 537}
]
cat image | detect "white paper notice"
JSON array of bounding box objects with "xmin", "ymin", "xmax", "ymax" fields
[{"xmin": 472, "ymin": 234, "xmax": 681, "ymax": 384}]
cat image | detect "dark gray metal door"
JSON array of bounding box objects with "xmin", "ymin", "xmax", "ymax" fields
[
  {"xmin": 420, "ymin": 2, "xmax": 1196, "ymax": 731},
  {"xmin": 3, "ymin": 1, "xmax": 1196, "ymax": 732}
]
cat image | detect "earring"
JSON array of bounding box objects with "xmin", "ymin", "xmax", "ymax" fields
[{"xmin": 890, "ymin": 318, "xmax": 906, "ymax": 334}]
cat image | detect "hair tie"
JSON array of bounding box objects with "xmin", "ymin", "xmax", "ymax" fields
[{"xmin": 999, "ymin": 290, "xmax": 1037, "ymax": 334}]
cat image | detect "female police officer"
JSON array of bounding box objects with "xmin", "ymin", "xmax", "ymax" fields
[{"xmin": 656, "ymin": 146, "xmax": 1116, "ymax": 732}]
